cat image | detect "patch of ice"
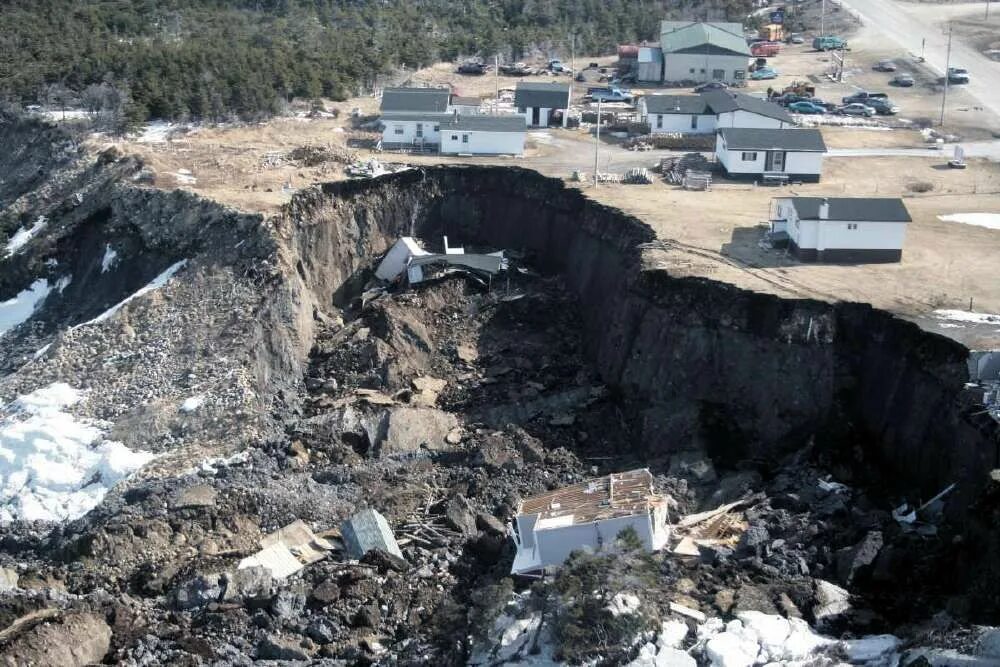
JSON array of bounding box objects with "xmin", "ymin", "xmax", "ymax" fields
[
  {"xmin": 842, "ymin": 634, "xmax": 900, "ymax": 663},
  {"xmin": 608, "ymin": 592, "xmax": 641, "ymax": 617},
  {"xmin": 5, "ymin": 216, "xmax": 48, "ymax": 256},
  {"xmin": 657, "ymin": 619, "xmax": 689, "ymax": 650},
  {"xmin": 32, "ymin": 344, "xmax": 51, "ymax": 360},
  {"xmin": 933, "ymin": 309, "xmax": 1000, "ymax": 325},
  {"xmin": 0, "ymin": 278, "xmax": 56, "ymax": 336},
  {"xmin": 180, "ymin": 395, "xmax": 205, "ymax": 413},
  {"xmin": 0, "ymin": 383, "xmax": 155, "ymax": 522},
  {"xmin": 705, "ymin": 620, "xmax": 759, "ymax": 667},
  {"xmin": 136, "ymin": 120, "xmax": 174, "ymax": 143},
  {"xmin": 938, "ymin": 213, "xmax": 1000, "ymax": 230},
  {"xmin": 74, "ymin": 260, "xmax": 187, "ymax": 329},
  {"xmin": 194, "ymin": 450, "xmax": 250, "ymax": 475},
  {"xmin": 174, "ymin": 169, "xmax": 197, "ymax": 185},
  {"xmin": 101, "ymin": 244, "xmax": 119, "ymax": 273}
]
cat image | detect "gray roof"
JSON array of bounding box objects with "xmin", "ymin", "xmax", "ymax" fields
[
  {"xmin": 643, "ymin": 94, "xmax": 709, "ymax": 115},
  {"xmin": 719, "ymin": 128, "xmax": 827, "ymax": 152},
  {"xmin": 380, "ymin": 87, "xmax": 451, "ymax": 113},
  {"xmin": 341, "ymin": 508, "xmax": 403, "ymax": 560},
  {"xmin": 443, "ymin": 115, "xmax": 526, "ymax": 133},
  {"xmin": 702, "ymin": 90, "xmax": 792, "ymax": 123},
  {"xmin": 380, "ymin": 112, "xmax": 452, "ymax": 123},
  {"xmin": 514, "ymin": 82, "xmax": 571, "ymax": 110},
  {"xmin": 451, "ymin": 95, "xmax": 481, "ymax": 107},
  {"xmin": 659, "ymin": 22, "xmax": 751, "ymax": 57},
  {"xmin": 788, "ymin": 197, "xmax": 911, "ymax": 222}
]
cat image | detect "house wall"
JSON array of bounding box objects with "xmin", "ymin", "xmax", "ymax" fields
[
  {"xmin": 516, "ymin": 514, "xmax": 538, "ymax": 549},
  {"xmin": 637, "ymin": 59, "xmax": 664, "ymax": 83},
  {"xmin": 716, "ymin": 137, "xmax": 823, "ymax": 180},
  {"xmin": 716, "ymin": 109, "xmax": 789, "ymax": 130},
  {"xmin": 440, "ymin": 129, "xmax": 525, "ymax": 155},
  {"xmin": 784, "ymin": 151, "xmax": 824, "ymax": 176},
  {"xmin": 664, "ymin": 53, "xmax": 749, "ymax": 84},
  {"xmin": 519, "ymin": 106, "xmax": 552, "ymax": 127},
  {"xmin": 452, "ymin": 104, "xmax": 481, "ymax": 115},
  {"xmin": 645, "ymin": 111, "xmax": 716, "ymax": 134},
  {"xmin": 380, "ymin": 118, "xmax": 444, "ymax": 145},
  {"xmin": 776, "ymin": 198, "xmax": 907, "ymax": 263},
  {"xmin": 534, "ymin": 515, "xmax": 654, "ymax": 567}
]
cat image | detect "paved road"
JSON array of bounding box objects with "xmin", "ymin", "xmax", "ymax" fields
[{"xmin": 836, "ymin": 0, "xmax": 1000, "ymax": 118}]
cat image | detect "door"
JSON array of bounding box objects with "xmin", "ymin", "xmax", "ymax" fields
[
  {"xmin": 531, "ymin": 107, "xmax": 540, "ymax": 125},
  {"xmin": 766, "ymin": 151, "xmax": 786, "ymax": 172},
  {"xmin": 415, "ymin": 123, "xmax": 423, "ymax": 138}
]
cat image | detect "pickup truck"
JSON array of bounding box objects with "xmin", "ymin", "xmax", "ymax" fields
[
  {"xmin": 947, "ymin": 67, "xmax": 970, "ymax": 83},
  {"xmin": 751, "ymin": 42, "xmax": 781, "ymax": 57},
  {"xmin": 813, "ymin": 35, "xmax": 847, "ymax": 51},
  {"xmin": 548, "ymin": 59, "xmax": 572, "ymax": 74},
  {"xmin": 588, "ymin": 87, "xmax": 633, "ymax": 103},
  {"xmin": 842, "ymin": 91, "xmax": 888, "ymax": 104}
]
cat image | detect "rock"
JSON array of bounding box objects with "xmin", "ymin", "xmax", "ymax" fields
[
  {"xmin": 737, "ymin": 525, "xmax": 770, "ymax": 557},
  {"xmin": 172, "ymin": 484, "xmax": 217, "ymax": 509},
  {"xmin": 455, "ymin": 343, "xmax": 478, "ymax": 363},
  {"xmin": 476, "ymin": 511, "xmax": 507, "ymax": 536},
  {"xmin": 979, "ymin": 628, "xmax": 1000, "ymax": 659},
  {"xmin": 669, "ymin": 451, "xmax": 718, "ymax": 483},
  {"xmin": 374, "ymin": 407, "xmax": 458, "ymax": 456},
  {"xmin": 271, "ymin": 586, "xmax": 307, "ymax": 619},
  {"xmin": 288, "ymin": 440, "xmax": 310, "ymax": 466},
  {"xmin": 444, "ymin": 495, "xmax": 478, "ymax": 535},
  {"xmin": 174, "ymin": 573, "xmax": 224, "ymax": 609},
  {"xmin": 445, "ymin": 427, "xmax": 464, "ymax": 444},
  {"xmin": 836, "ymin": 531, "xmax": 883, "ymax": 585},
  {"xmin": 813, "ymin": 579, "xmax": 851, "ymax": 628},
  {"xmin": 353, "ymin": 604, "xmax": 380, "ymax": 628},
  {"xmin": 256, "ymin": 634, "xmax": 311, "ymax": 661},
  {"xmin": 734, "ymin": 584, "xmax": 778, "ymax": 615},
  {"xmin": 359, "ymin": 548, "xmax": 408, "ymax": 573},
  {"xmin": 715, "ymin": 589, "xmax": 736, "ymax": 614},
  {"xmin": 222, "ymin": 566, "xmax": 273, "ymax": 602},
  {"xmin": 306, "ymin": 617, "xmax": 338, "ymax": 644},
  {"xmin": 310, "ymin": 578, "xmax": 341, "ymax": 605},
  {"xmin": 0, "ymin": 611, "xmax": 111, "ymax": 667},
  {"xmin": 0, "ymin": 567, "xmax": 18, "ymax": 591},
  {"xmin": 777, "ymin": 592, "xmax": 802, "ymax": 619}
]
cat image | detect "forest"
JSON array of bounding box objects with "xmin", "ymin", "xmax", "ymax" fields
[{"xmin": 0, "ymin": 0, "xmax": 753, "ymax": 124}]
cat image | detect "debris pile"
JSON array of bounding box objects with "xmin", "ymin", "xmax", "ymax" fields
[{"xmin": 661, "ymin": 153, "xmax": 713, "ymax": 188}]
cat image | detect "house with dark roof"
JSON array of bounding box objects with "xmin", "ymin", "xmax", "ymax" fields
[
  {"xmin": 715, "ymin": 128, "xmax": 827, "ymax": 181},
  {"xmin": 639, "ymin": 91, "xmax": 791, "ymax": 134},
  {"xmin": 378, "ymin": 87, "xmax": 499, "ymax": 152},
  {"xmin": 659, "ymin": 21, "xmax": 751, "ymax": 85},
  {"xmin": 771, "ymin": 197, "xmax": 912, "ymax": 262},
  {"xmin": 439, "ymin": 115, "xmax": 526, "ymax": 156},
  {"xmin": 514, "ymin": 82, "xmax": 571, "ymax": 127}
]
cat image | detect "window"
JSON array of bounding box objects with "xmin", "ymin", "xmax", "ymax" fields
[
  {"xmin": 712, "ymin": 69, "xmax": 725, "ymax": 80},
  {"xmin": 741, "ymin": 151, "xmax": 758, "ymax": 161},
  {"xmin": 847, "ymin": 223, "xmax": 859, "ymax": 230},
  {"xmin": 393, "ymin": 125, "xmax": 404, "ymax": 135},
  {"xmin": 700, "ymin": 68, "xmax": 706, "ymax": 74},
  {"xmin": 690, "ymin": 115, "xmax": 698, "ymax": 129},
  {"xmin": 734, "ymin": 70, "xmax": 746, "ymax": 80},
  {"xmin": 415, "ymin": 123, "xmax": 423, "ymax": 138},
  {"xmin": 689, "ymin": 68, "xmax": 696, "ymax": 74},
  {"xmin": 434, "ymin": 125, "xmax": 440, "ymax": 132},
  {"xmin": 451, "ymin": 134, "xmax": 459, "ymax": 140},
  {"xmin": 462, "ymin": 134, "xmax": 469, "ymax": 143},
  {"xmin": 656, "ymin": 115, "xmax": 663, "ymax": 129}
]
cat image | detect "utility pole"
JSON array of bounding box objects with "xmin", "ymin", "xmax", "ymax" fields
[
  {"xmin": 987, "ymin": 0, "xmax": 991, "ymax": 20},
  {"xmin": 494, "ymin": 54, "xmax": 500, "ymax": 115},
  {"xmin": 593, "ymin": 97, "xmax": 602, "ymax": 187},
  {"xmin": 821, "ymin": 0, "xmax": 827, "ymax": 36},
  {"xmin": 570, "ymin": 33, "xmax": 576, "ymax": 76},
  {"xmin": 940, "ymin": 24, "xmax": 952, "ymax": 126}
]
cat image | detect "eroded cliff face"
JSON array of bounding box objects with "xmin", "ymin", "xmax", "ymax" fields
[{"xmin": 275, "ymin": 166, "xmax": 997, "ymax": 514}]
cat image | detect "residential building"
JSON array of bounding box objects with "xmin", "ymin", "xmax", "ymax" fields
[
  {"xmin": 640, "ymin": 90, "xmax": 791, "ymax": 134},
  {"xmin": 439, "ymin": 115, "xmax": 526, "ymax": 155},
  {"xmin": 514, "ymin": 82, "xmax": 571, "ymax": 127},
  {"xmin": 509, "ymin": 469, "xmax": 671, "ymax": 576},
  {"xmin": 660, "ymin": 21, "xmax": 751, "ymax": 85},
  {"xmin": 770, "ymin": 197, "xmax": 911, "ymax": 262},
  {"xmin": 379, "ymin": 87, "xmax": 453, "ymax": 150},
  {"xmin": 450, "ymin": 95, "xmax": 482, "ymax": 115},
  {"xmin": 715, "ymin": 128, "xmax": 826, "ymax": 181}
]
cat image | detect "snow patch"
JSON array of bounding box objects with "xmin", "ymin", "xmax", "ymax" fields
[
  {"xmin": 180, "ymin": 395, "xmax": 205, "ymax": 413},
  {"xmin": 136, "ymin": 120, "xmax": 175, "ymax": 143},
  {"xmin": 74, "ymin": 260, "xmax": 187, "ymax": 329},
  {"xmin": 0, "ymin": 383, "xmax": 156, "ymax": 522},
  {"xmin": 5, "ymin": 216, "xmax": 48, "ymax": 256},
  {"xmin": 101, "ymin": 244, "xmax": 119, "ymax": 273},
  {"xmin": 938, "ymin": 213, "xmax": 1000, "ymax": 230},
  {"xmin": 0, "ymin": 277, "xmax": 66, "ymax": 336},
  {"xmin": 934, "ymin": 309, "xmax": 1000, "ymax": 325},
  {"xmin": 174, "ymin": 169, "xmax": 197, "ymax": 185}
]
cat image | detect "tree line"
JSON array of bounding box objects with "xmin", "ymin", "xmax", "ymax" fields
[{"xmin": 0, "ymin": 0, "xmax": 752, "ymax": 126}]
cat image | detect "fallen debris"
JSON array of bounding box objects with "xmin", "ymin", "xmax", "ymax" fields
[
  {"xmin": 341, "ymin": 508, "xmax": 404, "ymax": 561},
  {"xmin": 238, "ymin": 519, "xmax": 335, "ymax": 579}
]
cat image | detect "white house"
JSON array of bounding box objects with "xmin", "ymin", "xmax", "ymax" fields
[
  {"xmin": 439, "ymin": 115, "xmax": 526, "ymax": 155},
  {"xmin": 514, "ymin": 82, "xmax": 571, "ymax": 128},
  {"xmin": 509, "ymin": 469, "xmax": 671, "ymax": 576},
  {"xmin": 771, "ymin": 197, "xmax": 911, "ymax": 263},
  {"xmin": 660, "ymin": 22, "xmax": 751, "ymax": 85},
  {"xmin": 715, "ymin": 128, "xmax": 826, "ymax": 182},
  {"xmin": 450, "ymin": 95, "xmax": 482, "ymax": 115},
  {"xmin": 379, "ymin": 87, "xmax": 453, "ymax": 150},
  {"xmin": 640, "ymin": 91, "xmax": 791, "ymax": 134}
]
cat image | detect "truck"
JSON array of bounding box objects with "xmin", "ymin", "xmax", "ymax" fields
[
  {"xmin": 947, "ymin": 67, "xmax": 970, "ymax": 83},
  {"xmin": 751, "ymin": 42, "xmax": 781, "ymax": 57},
  {"xmin": 588, "ymin": 87, "xmax": 633, "ymax": 103},
  {"xmin": 548, "ymin": 59, "xmax": 572, "ymax": 74},
  {"xmin": 813, "ymin": 35, "xmax": 847, "ymax": 51},
  {"xmin": 841, "ymin": 90, "xmax": 888, "ymax": 104}
]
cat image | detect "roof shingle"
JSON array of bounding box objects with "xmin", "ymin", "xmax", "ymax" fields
[
  {"xmin": 719, "ymin": 128, "xmax": 827, "ymax": 152},
  {"xmin": 787, "ymin": 197, "xmax": 912, "ymax": 222},
  {"xmin": 702, "ymin": 90, "xmax": 792, "ymax": 123},
  {"xmin": 514, "ymin": 82, "xmax": 571, "ymax": 110},
  {"xmin": 380, "ymin": 87, "xmax": 451, "ymax": 113}
]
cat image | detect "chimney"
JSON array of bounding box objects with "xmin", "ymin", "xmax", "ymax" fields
[{"xmin": 819, "ymin": 198, "xmax": 830, "ymax": 220}]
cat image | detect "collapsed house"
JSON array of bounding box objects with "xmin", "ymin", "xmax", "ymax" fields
[
  {"xmin": 509, "ymin": 468, "xmax": 671, "ymax": 576},
  {"xmin": 375, "ymin": 236, "xmax": 507, "ymax": 286}
]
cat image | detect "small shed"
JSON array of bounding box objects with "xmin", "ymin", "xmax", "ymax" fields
[
  {"xmin": 636, "ymin": 46, "xmax": 664, "ymax": 83},
  {"xmin": 715, "ymin": 128, "xmax": 826, "ymax": 182},
  {"xmin": 514, "ymin": 82, "xmax": 571, "ymax": 128},
  {"xmin": 341, "ymin": 508, "xmax": 403, "ymax": 560}
]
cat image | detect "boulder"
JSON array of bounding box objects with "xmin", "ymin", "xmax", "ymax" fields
[
  {"xmin": 359, "ymin": 548, "xmax": 409, "ymax": 573},
  {"xmin": 256, "ymin": 635, "xmax": 311, "ymax": 661},
  {"xmin": 476, "ymin": 511, "xmax": 507, "ymax": 536},
  {"xmin": 813, "ymin": 579, "xmax": 851, "ymax": 628},
  {"xmin": 174, "ymin": 573, "xmax": 224, "ymax": 609},
  {"xmin": 0, "ymin": 567, "xmax": 18, "ymax": 591},
  {"xmin": 172, "ymin": 484, "xmax": 217, "ymax": 509},
  {"xmin": 221, "ymin": 566, "xmax": 273, "ymax": 602},
  {"xmin": 0, "ymin": 611, "xmax": 111, "ymax": 667},
  {"xmin": 374, "ymin": 407, "xmax": 458, "ymax": 457},
  {"xmin": 445, "ymin": 495, "xmax": 478, "ymax": 535},
  {"xmin": 836, "ymin": 531, "xmax": 883, "ymax": 585}
]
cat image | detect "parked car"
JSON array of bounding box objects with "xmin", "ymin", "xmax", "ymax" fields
[
  {"xmin": 838, "ymin": 103, "xmax": 876, "ymax": 117},
  {"xmin": 873, "ymin": 59, "xmax": 897, "ymax": 72},
  {"xmin": 787, "ymin": 33, "xmax": 805, "ymax": 44},
  {"xmin": 693, "ymin": 81, "xmax": 728, "ymax": 92},
  {"xmin": 842, "ymin": 90, "xmax": 888, "ymax": 104},
  {"xmin": 588, "ymin": 87, "xmax": 633, "ymax": 103},
  {"xmin": 813, "ymin": 35, "xmax": 847, "ymax": 51},
  {"xmin": 548, "ymin": 59, "xmax": 571, "ymax": 73},
  {"xmin": 751, "ymin": 42, "xmax": 781, "ymax": 57},
  {"xmin": 788, "ymin": 101, "xmax": 827, "ymax": 114},
  {"xmin": 867, "ymin": 98, "xmax": 900, "ymax": 115},
  {"xmin": 891, "ymin": 73, "xmax": 915, "ymax": 87},
  {"xmin": 750, "ymin": 67, "xmax": 779, "ymax": 80},
  {"xmin": 947, "ymin": 67, "xmax": 970, "ymax": 83},
  {"xmin": 457, "ymin": 61, "xmax": 487, "ymax": 75}
]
